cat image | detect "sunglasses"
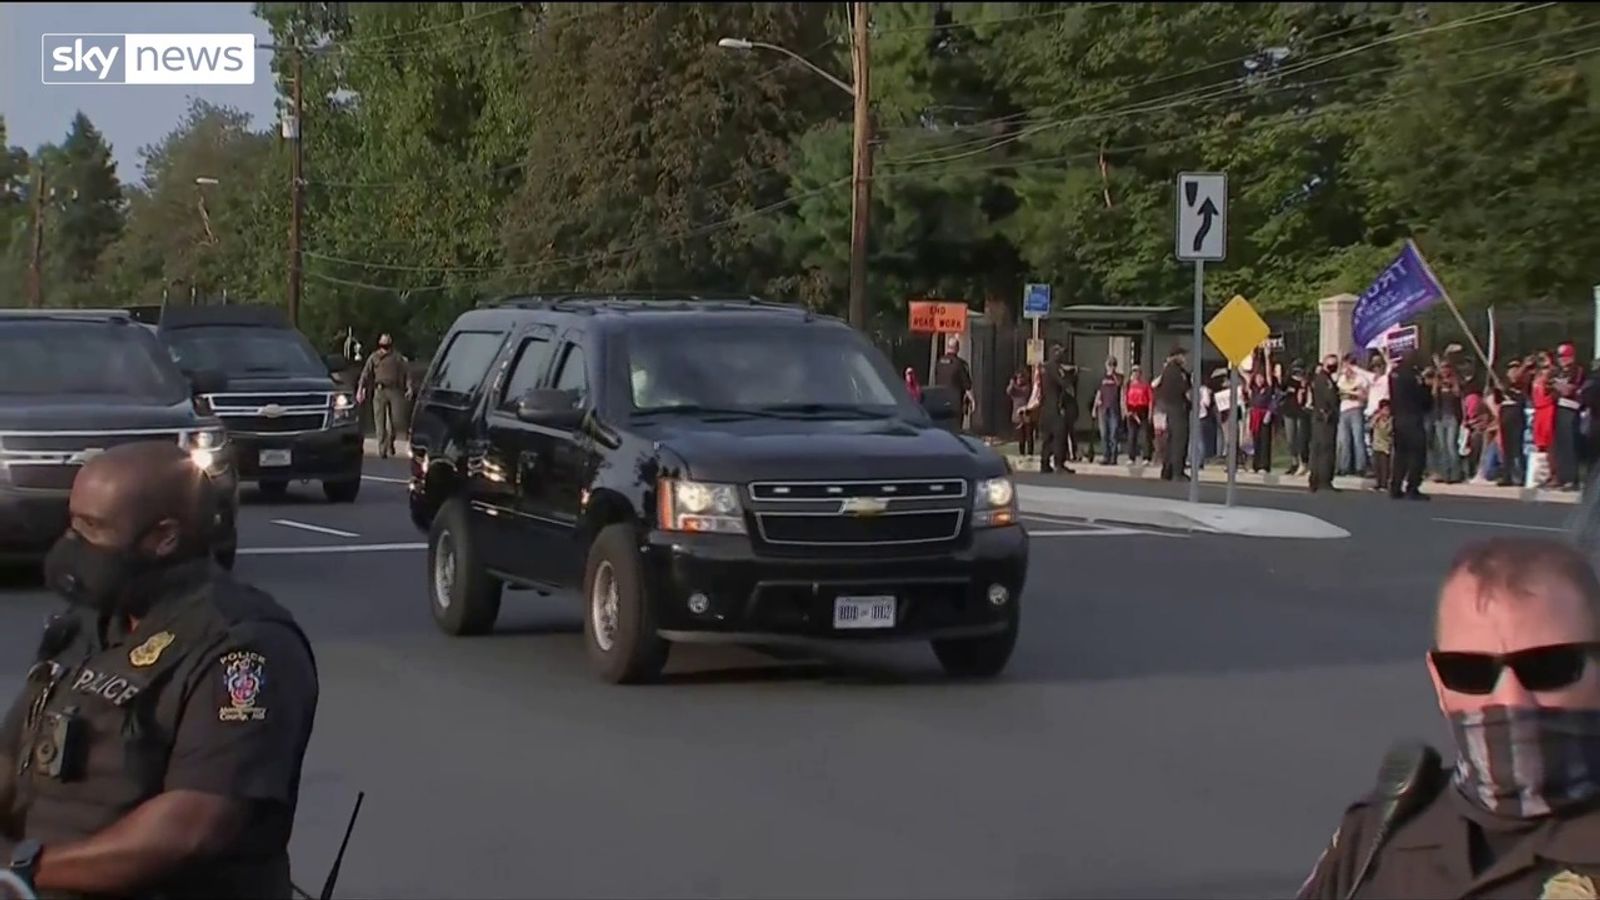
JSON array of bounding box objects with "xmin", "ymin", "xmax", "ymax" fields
[{"xmin": 1430, "ymin": 642, "xmax": 1600, "ymax": 694}]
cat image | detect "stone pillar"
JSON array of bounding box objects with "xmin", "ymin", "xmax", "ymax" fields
[{"xmin": 1318, "ymin": 293, "xmax": 1357, "ymax": 362}]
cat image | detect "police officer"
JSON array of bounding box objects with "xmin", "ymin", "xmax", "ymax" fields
[
  {"xmin": 0, "ymin": 442, "xmax": 318, "ymax": 899},
  {"xmin": 1389, "ymin": 349, "xmax": 1432, "ymax": 501},
  {"xmin": 1155, "ymin": 345, "xmax": 1191, "ymax": 481},
  {"xmin": 1038, "ymin": 345, "xmax": 1074, "ymax": 474},
  {"xmin": 1309, "ymin": 354, "xmax": 1341, "ymax": 493},
  {"xmin": 358, "ymin": 333, "xmax": 413, "ymax": 458},
  {"xmin": 1297, "ymin": 536, "xmax": 1600, "ymax": 899}
]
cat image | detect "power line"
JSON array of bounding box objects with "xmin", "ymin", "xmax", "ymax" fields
[
  {"xmin": 303, "ymin": 176, "xmax": 851, "ymax": 285},
  {"xmin": 321, "ymin": 2, "xmax": 521, "ymax": 49},
  {"xmin": 883, "ymin": 1, "xmax": 1557, "ymax": 168}
]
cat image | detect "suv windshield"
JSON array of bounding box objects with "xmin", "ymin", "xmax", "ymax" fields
[
  {"xmin": 0, "ymin": 320, "xmax": 189, "ymax": 401},
  {"xmin": 626, "ymin": 322, "xmax": 908, "ymax": 414},
  {"xmin": 165, "ymin": 325, "xmax": 327, "ymax": 378}
]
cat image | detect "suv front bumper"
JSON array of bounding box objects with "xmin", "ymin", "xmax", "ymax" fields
[
  {"xmin": 640, "ymin": 525, "xmax": 1028, "ymax": 641},
  {"xmin": 232, "ymin": 422, "xmax": 363, "ymax": 482}
]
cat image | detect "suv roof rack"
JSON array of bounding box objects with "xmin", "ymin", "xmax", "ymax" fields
[
  {"xmin": 158, "ymin": 303, "xmax": 291, "ymax": 330},
  {"xmin": 480, "ymin": 292, "xmax": 807, "ymax": 315},
  {"xmin": 0, "ymin": 309, "xmax": 134, "ymax": 321}
]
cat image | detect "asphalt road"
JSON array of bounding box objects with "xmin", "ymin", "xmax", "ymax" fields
[{"xmin": 0, "ymin": 462, "xmax": 1572, "ymax": 898}]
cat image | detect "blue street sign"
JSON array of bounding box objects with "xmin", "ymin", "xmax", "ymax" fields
[{"xmin": 1023, "ymin": 283, "xmax": 1051, "ymax": 319}]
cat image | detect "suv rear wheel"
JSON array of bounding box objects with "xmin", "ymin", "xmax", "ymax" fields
[
  {"xmin": 323, "ymin": 477, "xmax": 361, "ymax": 503},
  {"xmin": 583, "ymin": 524, "xmax": 669, "ymax": 684},
  {"xmin": 428, "ymin": 498, "xmax": 502, "ymax": 635},
  {"xmin": 931, "ymin": 604, "xmax": 1019, "ymax": 679}
]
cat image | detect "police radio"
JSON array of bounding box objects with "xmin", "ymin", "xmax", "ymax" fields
[{"xmin": 291, "ymin": 791, "xmax": 365, "ymax": 900}]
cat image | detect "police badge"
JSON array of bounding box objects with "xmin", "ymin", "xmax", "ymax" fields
[
  {"xmin": 1542, "ymin": 870, "xmax": 1599, "ymax": 900},
  {"xmin": 129, "ymin": 631, "xmax": 175, "ymax": 667},
  {"xmin": 218, "ymin": 651, "xmax": 268, "ymax": 722}
]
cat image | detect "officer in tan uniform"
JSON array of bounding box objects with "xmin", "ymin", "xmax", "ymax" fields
[
  {"xmin": 1297, "ymin": 536, "xmax": 1600, "ymax": 899},
  {"xmin": 357, "ymin": 333, "xmax": 413, "ymax": 458}
]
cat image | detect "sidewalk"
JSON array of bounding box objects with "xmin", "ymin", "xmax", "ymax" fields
[{"xmin": 1006, "ymin": 452, "xmax": 1580, "ymax": 506}]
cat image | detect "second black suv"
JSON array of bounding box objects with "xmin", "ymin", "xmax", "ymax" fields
[
  {"xmin": 408, "ymin": 294, "xmax": 1029, "ymax": 684},
  {"xmin": 156, "ymin": 305, "xmax": 363, "ymax": 502},
  {"xmin": 0, "ymin": 310, "xmax": 240, "ymax": 567}
]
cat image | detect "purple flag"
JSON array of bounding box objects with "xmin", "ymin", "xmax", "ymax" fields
[{"xmin": 1352, "ymin": 241, "xmax": 1445, "ymax": 350}]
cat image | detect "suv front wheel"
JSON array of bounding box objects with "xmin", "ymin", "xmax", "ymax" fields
[
  {"xmin": 931, "ymin": 602, "xmax": 1019, "ymax": 679},
  {"xmin": 582, "ymin": 524, "xmax": 669, "ymax": 684},
  {"xmin": 428, "ymin": 498, "xmax": 502, "ymax": 635}
]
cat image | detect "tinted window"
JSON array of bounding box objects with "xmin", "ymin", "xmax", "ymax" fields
[
  {"xmin": 499, "ymin": 335, "xmax": 556, "ymax": 409},
  {"xmin": 553, "ymin": 344, "xmax": 587, "ymax": 405},
  {"xmin": 165, "ymin": 325, "xmax": 326, "ymax": 378},
  {"xmin": 625, "ymin": 323, "xmax": 903, "ymax": 411},
  {"xmin": 427, "ymin": 330, "xmax": 504, "ymax": 398},
  {"xmin": 0, "ymin": 320, "xmax": 188, "ymax": 401}
]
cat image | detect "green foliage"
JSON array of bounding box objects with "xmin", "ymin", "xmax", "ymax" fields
[{"xmin": 33, "ymin": 1, "xmax": 1600, "ymax": 347}]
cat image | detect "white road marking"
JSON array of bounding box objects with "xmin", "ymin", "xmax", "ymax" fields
[
  {"xmin": 239, "ymin": 542, "xmax": 426, "ymax": 556},
  {"xmin": 269, "ymin": 519, "xmax": 361, "ymax": 538},
  {"xmin": 361, "ymin": 475, "xmax": 410, "ymax": 485},
  {"xmin": 1432, "ymin": 517, "xmax": 1565, "ymax": 533}
]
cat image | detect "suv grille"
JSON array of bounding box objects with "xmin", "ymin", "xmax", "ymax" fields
[
  {"xmin": 206, "ymin": 392, "xmax": 330, "ymax": 434},
  {"xmin": 0, "ymin": 430, "xmax": 184, "ymax": 490},
  {"xmin": 749, "ymin": 479, "xmax": 969, "ymax": 548}
]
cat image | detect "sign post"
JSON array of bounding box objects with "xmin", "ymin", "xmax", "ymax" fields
[
  {"xmin": 1023, "ymin": 283, "xmax": 1051, "ymax": 373},
  {"xmin": 1205, "ymin": 295, "xmax": 1270, "ymax": 508},
  {"xmin": 1592, "ymin": 284, "xmax": 1599, "ymax": 361},
  {"xmin": 1176, "ymin": 172, "xmax": 1227, "ymax": 505}
]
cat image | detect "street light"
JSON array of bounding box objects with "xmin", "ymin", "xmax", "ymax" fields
[{"xmin": 719, "ymin": 6, "xmax": 872, "ymax": 332}]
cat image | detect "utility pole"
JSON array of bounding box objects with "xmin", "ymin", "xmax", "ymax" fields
[
  {"xmin": 26, "ymin": 166, "xmax": 45, "ymax": 308},
  {"xmin": 848, "ymin": 1, "xmax": 872, "ymax": 332},
  {"xmin": 287, "ymin": 44, "xmax": 304, "ymax": 329}
]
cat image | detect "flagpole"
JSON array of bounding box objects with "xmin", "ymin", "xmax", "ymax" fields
[{"xmin": 1407, "ymin": 238, "xmax": 1504, "ymax": 391}]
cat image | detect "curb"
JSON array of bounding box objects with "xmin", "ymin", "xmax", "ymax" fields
[
  {"xmin": 1018, "ymin": 484, "xmax": 1350, "ymax": 540},
  {"xmin": 1007, "ymin": 456, "xmax": 1579, "ymax": 505}
]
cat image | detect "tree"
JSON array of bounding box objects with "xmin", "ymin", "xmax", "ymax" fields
[
  {"xmin": 0, "ymin": 118, "xmax": 32, "ymax": 304},
  {"xmin": 43, "ymin": 112, "xmax": 126, "ymax": 302}
]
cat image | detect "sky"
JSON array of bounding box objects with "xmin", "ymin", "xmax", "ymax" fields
[{"xmin": 0, "ymin": 2, "xmax": 280, "ymax": 186}]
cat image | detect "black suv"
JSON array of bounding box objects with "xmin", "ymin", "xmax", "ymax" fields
[
  {"xmin": 155, "ymin": 305, "xmax": 363, "ymax": 502},
  {"xmin": 0, "ymin": 310, "xmax": 240, "ymax": 566},
  {"xmin": 408, "ymin": 295, "xmax": 1029, "ymax": 684}
]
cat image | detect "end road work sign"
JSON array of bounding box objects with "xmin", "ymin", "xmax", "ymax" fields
[{"xmin": 1175, "ymin": 172, "xmax": 1227, "ymax": 262}]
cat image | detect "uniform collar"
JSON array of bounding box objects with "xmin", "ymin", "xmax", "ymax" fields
[{"xmin": 105, "ymin": 558, "xmax": 213, "ymax": 648}]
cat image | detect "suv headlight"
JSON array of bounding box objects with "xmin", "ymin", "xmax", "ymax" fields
[
  {"xmin": 657, "ymin": 478, "xmax": 746, "ymax": 534},
  {"xmin": 330, "ymin": 392, "xmax": 356, "ymax": 424},
  {"xmin": 973, "ymin": 476, "xmax": 1017, "ymax": 528},
  {"xmin": 180, "ymin": 429, "xmax": 230, "ymax": 474}
]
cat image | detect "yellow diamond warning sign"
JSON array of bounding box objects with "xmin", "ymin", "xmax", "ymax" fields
[{"xmin": 1205, "ymin": 295, "xmax": 1270, "ymax": 367}]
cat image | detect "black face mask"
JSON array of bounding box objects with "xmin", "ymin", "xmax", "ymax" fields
[
  {"xmin": 1324, "ymin": 365, "xmax": 1337, "ymax": 374},
  {"xmin": 43, "ymin": 529, "xmax": 166, "ymax": 615}
]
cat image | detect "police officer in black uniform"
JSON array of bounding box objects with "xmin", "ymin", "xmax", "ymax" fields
[
  {"xmin": 1297, "ymin": 537, "xmax": 1600, "ymax": 899},
  {"xmin": 1309, "ymin": 354, "xmax": 1341, "ymax": 493},
  {"xmin": 0, "ymin": 442, "xmax": 318, "ymax": 899}
]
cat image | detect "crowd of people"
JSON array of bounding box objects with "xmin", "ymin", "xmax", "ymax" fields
[{"xmin": 1002, "ymin": 338, "xmax": 1600, "ymax": 494}]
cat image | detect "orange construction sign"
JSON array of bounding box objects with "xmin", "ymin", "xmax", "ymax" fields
[{"xmin": 908, "ymin": 301, "xmax": 968, "ymax": 335}]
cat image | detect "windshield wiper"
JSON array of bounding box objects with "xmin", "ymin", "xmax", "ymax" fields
[
  {"xmin": 754, "ymin": 403, "xmax": 893, "ymax": 419},
  {"xmin": 631, "ymin": 404, "xmax": 785, "ymax": 420}
]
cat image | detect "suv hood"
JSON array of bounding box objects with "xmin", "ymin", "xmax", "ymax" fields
[
  {"xmin": 0, "ymin": 395, "xmax": 209, "ymax": 433},
  {"xmin": 640, "ymin": 415, "xmax": 995, "ymax": 481},
  {"xmin": 208, "ymin": 374, "xmax": 340, "ymax": 394}
]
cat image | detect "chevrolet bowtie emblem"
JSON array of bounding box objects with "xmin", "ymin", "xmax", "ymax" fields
[
  {"xmin": 67, "ymin": 448, "xmax": 105, "ymax": 465},
  {"xmin": 261, "ymin": 404, "xmax": 285, "ymax": 418},
  {"xmin": 841, "ymin": 496, "xmax": 889, "ymax": 516}
]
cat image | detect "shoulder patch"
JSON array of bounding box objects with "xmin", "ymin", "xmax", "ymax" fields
[{"xmin": 219, "ymin": 650, "xmax": 268, "ymax": 722}]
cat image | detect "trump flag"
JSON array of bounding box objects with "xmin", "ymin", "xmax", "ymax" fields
[{"xmin": 1352, "ymin": 240, "xmax": 1446, "ymax": 350}]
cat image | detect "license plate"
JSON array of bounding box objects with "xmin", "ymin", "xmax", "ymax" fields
[
  {"xmin": 833, "ymin": 595, "xmax": 896, "ymax": 629},
  {"xmin": 259, "ymin": 449, "xmax": 292, "ymax": 467}
]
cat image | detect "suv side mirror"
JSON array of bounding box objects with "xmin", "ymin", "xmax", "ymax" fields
[
  {"xmin": 324, "ymin": 353, "xmax": 349, "ymax": 373},
  {"xmin": 920, "ymin": 385, "xmax": 958, "ymax": 424},
  {"xmin": 187, "ymin": 368, "xmax": 229, "ymax": 396},
  {"xmin": 516, "ymin": 388, "xmax": 586, "ymax": 430}
]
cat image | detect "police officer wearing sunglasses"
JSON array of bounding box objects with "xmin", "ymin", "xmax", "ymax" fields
[
  {"xmin": 0, "ymin": 442, "xmax": 318, "ymax": 899},
  {"xmin": 1298, "ymin": 537, "xmax": 1600, "ymax": 899}
]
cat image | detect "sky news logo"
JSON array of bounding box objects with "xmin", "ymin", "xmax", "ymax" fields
[{"xmin": 42, "ymin": 34, "xmax": 256, "ymax": 85}]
